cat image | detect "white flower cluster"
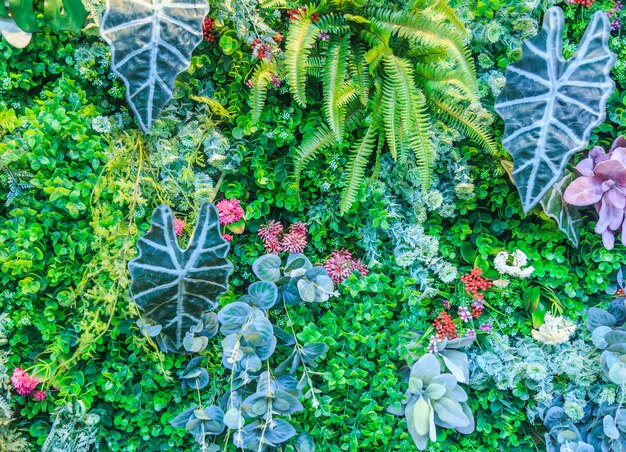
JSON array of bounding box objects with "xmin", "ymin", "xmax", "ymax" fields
[
  {"xmin": 531, "ymin": 312, "xmax": 576, "ymax": 345},
  {"xmin": 494, "ymin": 250, "xmax": 534, "ymax": 278}
]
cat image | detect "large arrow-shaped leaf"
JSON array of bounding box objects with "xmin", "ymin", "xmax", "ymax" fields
[
  {"xmin": 100, "ymin": 0, "xmax": 209, "ymax": 132},
  {"xmin": 539, "ymin": 173, "xmax": 582, "ymax": 247},
  {"xmin": 129, "ymin": 203, "xmax": 233, "ymax": 353},
  {"xmin": 495, "ymin": 7, "xmax": 615, "ymax": 213}
]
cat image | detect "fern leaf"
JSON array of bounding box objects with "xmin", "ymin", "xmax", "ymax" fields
[
  {"xmin": 293, "ymin": 124, "xmax": 337, "ymax": 189},
  {"xmin": 324, "ymin": 35, "xmax": 350, "ymax": 141},
  {"xmin": 340, "ymin": 124, "xmax": 377, "ymax": 214},
  {"xmin": 248, "ymin": 62, "xmax": 275, "ymax": 123},
  {"xmin": 344, "ymin": 101, "xmax": 366, "ymax": 132},
  {"xmin": 425, "ymin": 0, "xmax": 469, "ymax": 39},
  {"xmin": 260, "ymin": 0, "xmax": 287, "ymax": 8},
  {"xmin": 427, "ymin": 94, "xmax": 497, "ymax": 154},
  {"xmin": 371, "ymin": 8, "xmax": 477, "ymax": 93},
  {"xmin": 381, "ymin": 83, "xmax": 399, "ymax": 160},
  {"xmin": 306, "ymin": 56, "xmax": 325, "ymax": 77},
  {"xmin": 415, "ymin": 64, "xmax": 479, "ymax": 103},
  {"xmin": 367, "ymin": 133, "xmax": 385, "ymax": 184},
  {"xmin": 383, "ymin": 53, "xmax": 434, "ymax": 191},
  {"xmin": 336, "ymin": 81, "xmax": 358, "ymax": 107},
  {"xmin": 286, "ymin": 15, "xmax": 319, "ymax": 107},
  {"xmin": 351, "ymin": 43, "xmax": 371, "ymax": 105}
]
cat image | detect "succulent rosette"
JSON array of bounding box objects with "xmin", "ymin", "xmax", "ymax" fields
[{"xmin": 564, "ymin": 137, "xmax": 626, "ymax": 249}]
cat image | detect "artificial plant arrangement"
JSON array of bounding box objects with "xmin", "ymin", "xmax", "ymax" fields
[
  {"xmin": 130, "ymin": 202, "xmax": 333, "ymax": 450},
  {"xmin": 542, "ymin": 297, "xmax": 626, "ymax": 451},
  {"xmin": 250, "ymin": 0, "xmax": 495, "ymax": 213}
]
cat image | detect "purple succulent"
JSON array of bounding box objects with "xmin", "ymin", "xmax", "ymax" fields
[{"xmin": 564, "ymin": 137, "xmax": 626, "ymax": 250}]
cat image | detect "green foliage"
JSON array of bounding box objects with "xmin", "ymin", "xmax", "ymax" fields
[{"xmin": 255, "ymin": 0, "xmax": 495, "ymax": 214}]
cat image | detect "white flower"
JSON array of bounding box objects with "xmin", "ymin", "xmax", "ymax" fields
[
  {"xmin": 531, "ymin": 312, "xmax": 576, "ymax": 345},
  {"xmin": 492, "ymin": 278, "xmax": 510, "ymax": 289},
  {"xmin": 494, "ymin": 250, "xmax": 534, "ymax": 278}
]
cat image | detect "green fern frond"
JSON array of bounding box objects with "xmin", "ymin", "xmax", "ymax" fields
[
  {"xmin": 367, "ymin": 133, "xmax": 385, "ymax": 184},
  {"xmin": 336, "ymin": 81, "xmax": 358, "ymax": 107},
  {"xmin": 317, "ymin": 13, "xmax": 351, "ymax": 33},
  {"xmin": 350, "ymin": 43, "xmax": 371, "ymax": 105},
  {"xmin": 293, "ymin": 124, "xmax": 338, "ymax": 189},
  {"xmin": 344, "ymin": 101, "xmax": 366, "ymax": 132},
  {"xmin": 427, "ymin": 94, "xmax": 497, "ymax": 154},
  {"xmin": 249, "ymin": 62, "xmax": 275, "ymax": 123},
  {"xmin": 383, "ymin": 53, "xmax": 434, "ymax": 191},
  {"xmin": 371, "ymin": 8, "xmax": 477, "ymax": 93},
  {"xmin": 425, "ymin": 0, "xmax": 469, "ymax": 38},
  {"xmin": 260, "ymin": 0, "xmax": 287, "ymax": 8},
  {"xmin": 339, "ymin": 124, "xmax": 377, "ymax": 214},
  {"xmin": 306, "ymin": 57, "xmax": 325, "ymax": 77},
  {"xmin": 285, "ymin": 15, "xmax": 320, "ymax": 107},
  {"xmin": 324, "ymin": 35, "xmax": 350, "ymax": 141},
  {"xmin": 415, "ymin": 64, "xmax": 479, "ymax": 103},
  {"xmin": 381, "ymin": 83, "xmax": 399, "ymax": 160}
]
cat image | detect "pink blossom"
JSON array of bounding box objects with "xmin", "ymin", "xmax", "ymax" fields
[
  {"xmin": 11, "ymin": 368, "xmax": 39, "ymax": 396},
  {"xmin": 258, "ymin": 220, "xmax": 284, "ymax": 253},
  {"xmin": 216, "ymin": 199, "xmax": 244, "ymax": 226},
  {"xmin": 33, "ymin": 390, "xmax": 47, "ymax": 401},
  {"xmin": 222, "ymin": 233, "xmax": 233, "ymax": 242},
  {"xmin": 173, "ymin": 218, "xmax": 185, "ymax": 237},
  {"xmin": 281, "ymin": 222, "xmax": 308, "ymax": 253},
  {"xmin": 458, "ymin": 306, "xmax": 471, "ymax": 322},
  {"xmin": 323, "ymin": 249, "xmax": 369, "ymax": 284}
]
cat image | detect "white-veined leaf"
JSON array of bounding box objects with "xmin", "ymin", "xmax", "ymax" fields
[
  {"xmin": 129, "ymin": 203, "xmax": 233, "ymax": 352},
  {"xmin": 495, "ymin": 7, "xmax": 615, "ymax": 213},
  {"xmin": 100, "ymin": 0, "xmax": 209, "ymax": 132}
]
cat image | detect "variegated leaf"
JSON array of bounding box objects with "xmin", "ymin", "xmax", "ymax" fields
[
  {"xmin": 495, "ymin": 6, "xmax": 615, "ymax": 213},
  {"xmin": 129, "ymin": 203, "xmax": 233, "ymax": 353},
  {"xmin": 100, "ymin": 0, "xmax": 209, "ymax": 132},
  {"xmin": 539, "ymin": 173, "xmax": 582, "ymax": 247}
]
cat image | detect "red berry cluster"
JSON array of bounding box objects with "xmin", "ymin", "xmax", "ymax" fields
[
  {"xmin": 433, "ymin": 311, "xmax": 458, "ymax": 340},
  {"xmin": 617, "ymin": 288, "xmax": 625, "ymax": 296},
  {"xmin": 251, "ymin": 39, "xmax": 272, "ymax": 60},
  {"xmin": 460, "ymin": 267, "xmax": 492, "ymax": 299},
  {"xmin": 287, "ymin": 7, "xmax": 306, "ymax": 20},
  {"xmin": 273, "ymin": 33, "xmax": 284, "ymax": 43},
  {"xmin": 567, "ymin": 0, "xmax": 595, "ymax": 7},
  {"xmin": 471, "ymin": 300, "xmax": 484, "ymax": 318},
  {"xmin": 311, "ymin": 12, "xmax": 320, "ymax": 22},
  {"xmin": 203, "ymin": 17, "xmax": 215, "ymax": 42}
]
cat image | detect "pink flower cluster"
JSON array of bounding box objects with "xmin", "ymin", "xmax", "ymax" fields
[
  {"xmin": 11, "ymin": 367, "xmax": 40, "ymax": 397},
  {"xmin": 216, "ymin": 199, "xmax": 244, "ymax": 226},
  {"xmin": 258, "ymin": 220, "xmax": 308, "ymax": 254},
  {"xmin": 607, "ymin": 1, "xmax": 622, "ymax": 32},
  {"xmin": 173, "ymin": 218, "xmax": 185, "ymax": 237},
  {"xmin": 323, "ymin": 250, "xmax": 369, "ymax": 284}
]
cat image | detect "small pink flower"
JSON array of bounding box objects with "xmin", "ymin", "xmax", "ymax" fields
[
  {"xmin": 442, "ymin": 299, "xmax": 450, "ymax": 310},
  {"xmin": 323, "ymin": 249, "xmax": 369, "ymax": 284},
  {"xmin": 480, "ymin": 322, "xmax": 493, "ymax": 332},
  {"xmin": 246, "ymin": 79, "xmax": 254, "ymax": 89},
  {"xmin": 281, "ymin": 222, "xmax": 308, "ymax": 254},
  {"xmin": 173, "ymin": 218, "xmax": 185, "ymax": 237},
  {"xmin": 216, "ymin": 199, "xmax": 244, "ymax": 226},
  {"xmin": 11, "ymin": 368, "xmax": 39, "ymax": 396},
  {"xmin": 222, "ymin": 233, "xmax": 234, "ymax": 242},
  {"xmin": 458, "ymin": 306, "xmax": 471, "ymax": 322},
  {"xmin": 271, "ymin": 74, "xmax": 281, "ymax": 89},
  {"xmin": 33, "ymin": 390, "xmax": 47, "ymax": 401}
]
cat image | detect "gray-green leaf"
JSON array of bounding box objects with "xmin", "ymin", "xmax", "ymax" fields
[{"xmin": 539, "ymin": 173, "xmax": 582, "ymax": 247}]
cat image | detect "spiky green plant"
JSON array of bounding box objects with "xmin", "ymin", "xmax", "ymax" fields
[{"xmin": 249, "ymin": 0, "xmax": 495, "ymax": 214}]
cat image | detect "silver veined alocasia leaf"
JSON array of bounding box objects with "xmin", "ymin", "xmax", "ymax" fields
[
  {"xmin": 99, "ymin": 0, "xmax": 209, "ymax": 132},
  {"xmin": 0, "ymin": 17, "xmax": 31, "ymax": 47},
  {"xmin": 129, "ymin": 203, "xmax": 233, "ymax": 353},
  {"xmin": 495, "ymin": 6, "xmax": 615, "ymax": 213},
  {"xmin": 539, "ymin": 173, "xmax": 583, "ymax": 247}
]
